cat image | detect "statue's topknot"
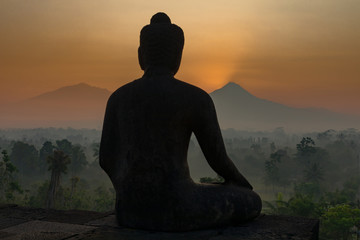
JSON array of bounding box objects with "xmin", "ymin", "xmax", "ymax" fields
[{"xmin": 150, "ymin": 12, "xmax": 171, "ymax": 24}]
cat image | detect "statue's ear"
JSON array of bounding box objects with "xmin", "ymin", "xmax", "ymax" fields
[{"xmin": 138, "ymin": 47, "xmax": 146, "ymax": 71}]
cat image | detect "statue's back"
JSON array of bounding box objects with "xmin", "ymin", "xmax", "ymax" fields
[
  {"xmin": 99, "ymin": 12, "xmax": 262, "ymax": 231},
  {"xmin": 106, "ymin": 74, "xmax": 209, "ymax": 187}
]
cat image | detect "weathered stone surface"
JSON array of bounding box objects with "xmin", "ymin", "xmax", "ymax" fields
[
  {"xmin": 0, "ymin": 217, "xmax": 28, "ymax": 230},
  {"xmin": 86, "ymin": 214, "xmax": 119, "ymax": 227},
  {"xmin": 0, "ymin": 205, "xmax": 319, "ymax": 240},
  {"xmin": 2, "ymin": 232, "xmax": 69, "ymax": 240},
  {"xmin": 0, "ymin": 220, "xmax": 95, "ymax": 240},
  {"xmin": 72, "ymin": 214, "xmax": 319, "ymax": 240},
  {"xmin": 2, "ymin": 220, "xmax": 95, "ymax": 234},
  {"xmin": 0, "ymin": 231, "xmax": 16, "ymax": 240},
  {"xmin": 68, "ymin": 226, "xmax": 219, "ymax": 240},
  {"xmin": 216, "ymin": 215, "xmax": 319, "ymax": 240},
  {"xmin": 0, "ymin": 204, "xmax": 112, "ymax": 224}
]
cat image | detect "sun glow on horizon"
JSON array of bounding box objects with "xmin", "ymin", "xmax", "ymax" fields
[{"xmin": 0, "ymin": 0, "xmax": 359, "ymax": 115}]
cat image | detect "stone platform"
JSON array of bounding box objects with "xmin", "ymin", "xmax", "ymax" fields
[{"xmin": 0, "ymin": 204, "xmax": 319, "ymax": 240}]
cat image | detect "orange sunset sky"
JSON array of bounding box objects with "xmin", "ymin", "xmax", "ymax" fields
[{"xmin": 1, "ymin": 0, "xmax": 359, "ymax": 115}]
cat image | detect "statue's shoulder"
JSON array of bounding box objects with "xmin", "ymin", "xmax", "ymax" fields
[
  {"xmin": 107, "ymin": 79, "xmax": 142, "ymax": 102},
  {"xmin": 173, "ymin": 79, "xmax": 211, "ymax": 101},
  {"xmin": 107, "ymin": 78, "xmax": 212, "ymax": 107}
]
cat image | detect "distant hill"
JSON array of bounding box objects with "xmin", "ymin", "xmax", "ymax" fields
[
  {"xmin": 1, "ymin": 82, "xmax": 359, "ymax": 131},
  {"xmin": 29, "ymin": 83, "xmax": 110, "ymax": 103},
  {"xmin": 0, "ymin": 83, "xmax": 111, "ymax": 129},
  {"xmin": 210, "ymin": 82, "xmax": 360, "ymax": 132}
]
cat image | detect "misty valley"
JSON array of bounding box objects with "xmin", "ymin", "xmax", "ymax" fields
[
  {"xmin": 0, "ymin": 127, "xmax": 359, "ymax": 239},
  {"xmin": 2, "ymin": 0, "xmax": 359, "ymax": 237}
]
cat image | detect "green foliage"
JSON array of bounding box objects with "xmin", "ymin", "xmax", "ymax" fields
[
  {"xmin": 199, "ymin": 175, "xmax": 224, "ymax": 183},
  {"xmin": 264, "ymin": 192, "xmax": 318, "ymax": 218},
  {"xmin": 265, "ymin": 192, "xmax": 360, "ymax": 240},
  {"xmin": 93, "ymin": 185, "xmax": 115, "ymax": 212},
  {"xmin": 263, "ymin": 149, "xmax": 295, "ymax": 193},
  {"xmin": 0, "ymin": 150, "xmax": 23, "ymax": 203},
  {"xmin": 1, "ymin": 128, "xmax": 359, "ymax": 238},
  {"xmin": 50, "ymin": 140, "xmax": 88, "ymax": 176},
  {"xmin": 288, "ymin": 193, "xmax": 318, "ymax": 218},
  {"xmin": 69, "ymin": 145, "xmax": 87, "ymax": 176},
  {"xmin": 294, "ymin": 137, "xmax": 329, "ymax": 196},
  {"xmin": 303, "ymin": 162, "xmax": 324, "ymax": 183},
  {"xmin": 270, "ymin": 142, "xmax": 276, "ymax": 153},
  {"xmin": 294, "ymin": 182, "xmax": 322, "ymax": 197},
  {"xmin": 10, "ymin": 141, "xmax": 39, "ymax": 176},
  {"xmin": 47, "ymin": 150, "xmax": 71, "ymax": 174},
  {"xmin": 92, "ymin": 142, "xmax": 100, "ymax": 161},
  {"xmin": 321, "ymin": 204, "xmax": 360, "ymax": 240},
  {"xmin": 295, "ymin": 137, "xmax": 328, "ymax": 170},
  {"xmin": 27, "ymin": 181, "xmax": 49, "ymax": 208},
  {"xmin": 25, "ymin": 178, "xmax": 114, "ymax": 212},
  {"xmin": 39, "ymin": 141, "xmax": 54, "ymax": 174},
  {"xmin": 46, "ymin": 150, "xmax": 71, "ymax": 208},
  {"xmin": 65, "ymin": 188, "xmax": 92, "ymax": 210},
  {"xmin": 296, "ymin": 137, "xmax": 316, "ymax": 159},
  {"xmin": 321, "ymin": 176, "xmax": 360, "ymax": 206},
  {"xmin": 264, "ymin": 176, "xmax": 360, "ymax": 240},
  {"xmin": 55, "ymin": 139, "xmax": 73, "ymax": 156},
  {"xmin": 341, "ymin": 176, "xmax": 360, "ymax": 204},
  {"xmin": 263, "ymin": 192, "xmax": 291, "ymax": 215},
  {"xmin": 264, "ymin": 150, "xmax": 287, "ymax": 189},
  {"xmin": 250, "ymin": 144, "xmax": 262, "ymax": 155}
]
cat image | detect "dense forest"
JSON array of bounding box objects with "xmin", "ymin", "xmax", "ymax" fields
[{"xmin": 0, "ymin": 127, "xmax": 359, "ymax": 239}]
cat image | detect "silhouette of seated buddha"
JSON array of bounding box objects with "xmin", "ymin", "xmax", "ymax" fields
[{"xmin": 100, "ymin": 12, "xmax": 262, "ymax": 231}]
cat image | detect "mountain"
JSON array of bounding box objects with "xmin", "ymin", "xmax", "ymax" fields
[
  {"xmin": 29, "ymin": 83, "xmax": 110, "ymax": 103},
  {"xmin": 1, "ymin": 81, "xmax": 359, "ymax": 131},
  {"xmin": 0, "ymin": 83, "xmax": 111, "ymax": 129},
  {"xmin": 210, "ymin": 82, "xmax": 360, "ymax": 132}
]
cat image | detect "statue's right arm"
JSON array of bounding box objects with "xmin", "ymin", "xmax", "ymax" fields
[
  {"xmin": 193, "ymin": 92, "xmax": 253, "ymax": 190},
  {"xmin": 99, "ymin": 94, "xmax": 118, "ymax": 177}
]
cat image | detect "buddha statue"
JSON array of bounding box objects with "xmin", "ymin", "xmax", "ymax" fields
[{"xmin": 100, "ymin": 12, "xmax": 262, "ymax": 231}]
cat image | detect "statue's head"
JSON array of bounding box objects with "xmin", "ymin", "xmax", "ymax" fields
[{"xmin": 139, "ymin": 12, "xmax": 184, "ymax": 75}]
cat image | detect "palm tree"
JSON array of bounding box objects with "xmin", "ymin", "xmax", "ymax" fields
[{"xmin": 46, "ymin": 150, "xmax": 70, "ymax": 209}]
